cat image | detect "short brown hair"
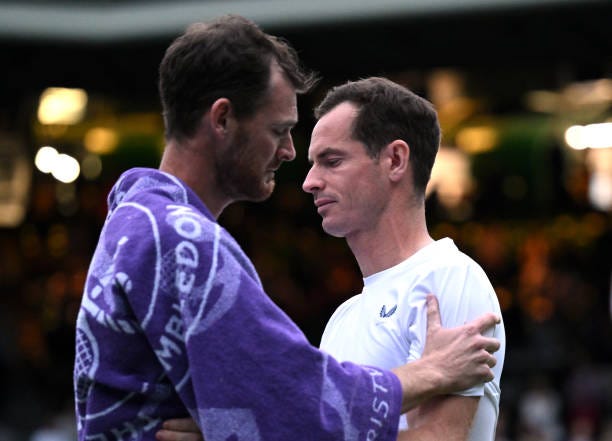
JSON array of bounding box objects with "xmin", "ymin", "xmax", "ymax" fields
[
  {"xmin": 159, "ymin": 15, "xmax": 317, "ymax": 141},
  {"xmin": 315, "ymin": 77, "xmax": 440, "ymax": 196}
]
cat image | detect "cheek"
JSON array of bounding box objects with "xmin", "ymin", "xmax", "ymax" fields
[
  {"xmin": 343, "ymin": 183, "xmax": 368, "ymax": 213},
  {"xmin": 353, "ymin": 175, "xmax": 386, "ymax": 210},
  {"xmin": 244, "ymin": 138, "xmax": 272, "ymax": 166},
  {"xmin": 259, "ymin": 137, "xmax": 279, "ymax": 160}
]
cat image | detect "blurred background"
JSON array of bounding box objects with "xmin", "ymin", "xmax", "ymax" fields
[{"xmin": 0, "ymin": 0, "xmax": 611, "ymax": 440}]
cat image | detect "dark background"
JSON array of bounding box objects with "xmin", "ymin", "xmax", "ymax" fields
[{"xmin": 0, "ymin": 1, "xmax": 611, "ymax": 440}]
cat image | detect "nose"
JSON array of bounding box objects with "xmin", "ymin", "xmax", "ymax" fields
[
  {"xmin": 302, "ymin": 165, "xmax": 322, "ymax": 194},
  {"xmin": 277, "ymin": 134, "xmax": 296, "ymax": 162}
]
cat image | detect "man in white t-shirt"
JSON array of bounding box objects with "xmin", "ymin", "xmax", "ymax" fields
[{"xmin": 302, "ymin": 77, "xmax": 506, "ymax": 440}]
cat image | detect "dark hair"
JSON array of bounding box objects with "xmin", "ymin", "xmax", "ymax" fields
[
  {"xmin": 159, "ymin": 14, "xmax": 317, "ymax": 140},
  {"xmin": 315, "ymin": 77, "xmax": 440, "ymax": 196}
]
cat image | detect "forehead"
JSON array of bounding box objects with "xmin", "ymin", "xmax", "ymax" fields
[
  {"xmin": 309, "ymin": 102, "xmax": 359, "ymax": 155},
  {"xmin": 256, "ymin": 65, "xmax": 298, "ymax": 121}
]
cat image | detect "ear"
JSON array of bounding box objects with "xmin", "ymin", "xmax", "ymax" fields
[
  {"xmin": 208, "ymin": 98, "xmax": 234, "ymax": 137},
  {"xmin": 383, "ymin": 140, "xmax": 410, "ymax": 183}
]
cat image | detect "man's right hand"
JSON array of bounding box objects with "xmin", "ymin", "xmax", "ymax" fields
[{"xmin": 391, "ymin": 294, "xmax": 500, "ymax": 413}]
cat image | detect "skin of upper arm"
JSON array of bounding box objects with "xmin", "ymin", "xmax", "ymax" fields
[{"xmin": 398, "ymin": 395, "xmax": 480, "ymax": 441}]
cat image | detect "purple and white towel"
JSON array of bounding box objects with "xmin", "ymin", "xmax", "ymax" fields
[{"xmin": 74, "ymin": 167, "xmax": 401, "ymax": 441}]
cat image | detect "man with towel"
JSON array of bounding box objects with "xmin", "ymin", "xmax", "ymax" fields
[{"xmin": 74, "ymin": 15, "xmax": 501, "ymax": 441}]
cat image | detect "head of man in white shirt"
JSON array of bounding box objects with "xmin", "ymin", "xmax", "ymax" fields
[{"xmin": 303, "ymin": 77, "xmax": 439, "ymax": 278}]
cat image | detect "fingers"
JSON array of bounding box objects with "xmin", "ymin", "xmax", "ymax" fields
[
  {"xmin": 162, "ymin": 418, "xmax": 200, "ymax": 432},
  {"xmin": 156, "ymin": 429, "xmax": 203, "ymax": 441},
  {"xmin": 482, "ymin": 336, "xmax": 501, "ymax": 354},
  {"xmin": 480, "ymin": 368, "xmax": 495, "ymax": 383},
  {"xmin": 473, "ymin": 352, "xmax": 497, "ymax": 384},
  {"xmin": 155, "ymin": 418, "xmax": 202, "ymax": 441},
  {"xmin": 472, "ymin": 312, "xmax": 501, "ymax": 334},
  {"xmin": 483, "ymin": 350, "xmax": 497, "ymax": 368},
  {"xmin": 425, "ymin": 294, "xmax": 441, "ymax": 333}
]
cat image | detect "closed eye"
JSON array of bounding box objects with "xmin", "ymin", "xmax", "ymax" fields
[
  {"xmin": 273, "ymin": 126, "xmax": 293, "ymax": 137},
  {"xmin": 325, "ymin": 157, "xmax": 342, "ymax": 167},
  {"xmin": 309, "ymin": 148, "xmax": 346, "ymax": 168}
]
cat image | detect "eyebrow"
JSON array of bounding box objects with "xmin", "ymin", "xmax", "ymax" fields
[
  {"xmin": 275, "ymin": 118, "xmax": 298, "ymax": 128},
  {"xmin": 307, "ymin": 147, "xmax": 345, "ymax": 164}
]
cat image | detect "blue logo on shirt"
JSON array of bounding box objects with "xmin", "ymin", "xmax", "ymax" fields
[{"xmin": 380, "ymin": 304, "xmax": 397, "ymax": 318}]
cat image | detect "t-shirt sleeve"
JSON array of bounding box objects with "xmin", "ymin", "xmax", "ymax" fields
[{"xmin": 405, "ymin": 261, "xmax": 500, "ymax": 397}]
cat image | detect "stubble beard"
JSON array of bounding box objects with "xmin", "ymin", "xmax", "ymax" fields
[{"xmin": 215, "ymin": 130, "xmax": 275, "ymax": 203}]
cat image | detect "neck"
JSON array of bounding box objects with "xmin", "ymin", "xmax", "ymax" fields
[
  {"xmin": 159, "ymin": 137, "xmax": 230, "ymax": 219},
  {"xmin": 346, "ymin": 200, "xmax": 433, "ymax": 278}
]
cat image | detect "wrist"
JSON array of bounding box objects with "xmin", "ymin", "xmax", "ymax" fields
[{"xmin": 391, "ymin": 358, "xmax": 442, "ymax": 413}]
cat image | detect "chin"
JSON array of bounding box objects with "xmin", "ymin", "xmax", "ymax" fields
[
  {"xmin": 321, "ymin": 221, "xmax": 345, "ymax": 238},
  {"xmin": 247, "ymin": 192, "xmax": 272, "ymax": 203},
  {"xmin": 246, "ymin": 183, "xmax": 275, "ymax": 202},
  {"xmin": 261, "ymin": 181, "xmax": 276, "ymax": 198}
]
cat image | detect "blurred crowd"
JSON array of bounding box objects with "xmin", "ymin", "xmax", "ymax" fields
[{"xmin": 0, "ymin": 141, "xmax": 611, "ymax": 441}]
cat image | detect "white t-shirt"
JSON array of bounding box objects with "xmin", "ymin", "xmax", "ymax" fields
[{"xmin": 319, "ymin": 238, "xmax": 506, "ymax": 440}]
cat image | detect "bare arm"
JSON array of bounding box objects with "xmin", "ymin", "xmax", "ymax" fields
[
  {"xmin": 398, "ymin": 395, "xmax": 479, "ymax": 441},
  {"xmin": 391, "ymin": 294, "xmax": 499, "ymax": 413}
]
